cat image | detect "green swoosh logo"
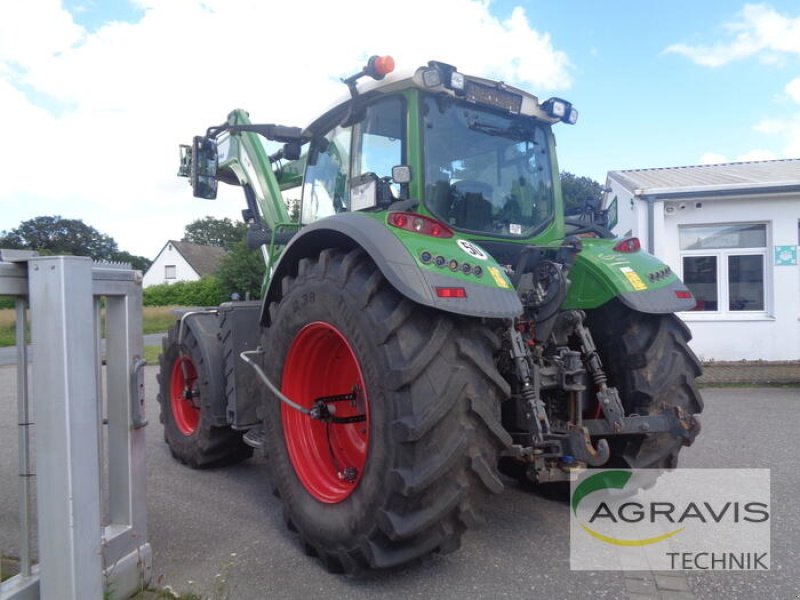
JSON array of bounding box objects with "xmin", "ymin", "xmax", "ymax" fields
[{"xmin": 571, "ymin": 470, "xmax": 632, "ymax": 516}]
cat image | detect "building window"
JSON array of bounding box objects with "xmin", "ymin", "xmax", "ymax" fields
[
  {"xmin": 680, "ymin": 223, "xmax": 767, "ymax": 313},
  {"xmin": 165, "ymin": 265, "xmax": 177, "ymax": 280}
]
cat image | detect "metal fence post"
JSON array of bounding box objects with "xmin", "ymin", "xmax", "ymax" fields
[
  {"xmin": 15, "ymin": 298, "xmax": 32, "ymax": 579},
  {"xmin": 102, "ymin": 279, "xmax": 151, "ymax": 596},
  {"xmin": 27, "ymin": 256, "xmax": 103, "ymax": 600}
]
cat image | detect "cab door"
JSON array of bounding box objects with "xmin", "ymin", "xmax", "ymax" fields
[{"xmin": 301, "ymin": 95, "xmax": 407, "ymax": 224}]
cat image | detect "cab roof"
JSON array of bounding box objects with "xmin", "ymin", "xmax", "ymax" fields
[{"xmin": 304, "ymin": 61, "xmax": 563, "ymax": 135}]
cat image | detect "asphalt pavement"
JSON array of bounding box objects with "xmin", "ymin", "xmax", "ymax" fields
[{"xmin": 1, "ymin": 366, "xmax": 798, "ymax": 599}]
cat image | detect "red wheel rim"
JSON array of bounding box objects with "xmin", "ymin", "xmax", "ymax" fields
[
  {"xmin": 281, "ymin": 322, "xmax": 370, "ymax": 503},
  {"xmin": 170, "ymin": 354, "xmax": 200, "ymax": 436}
]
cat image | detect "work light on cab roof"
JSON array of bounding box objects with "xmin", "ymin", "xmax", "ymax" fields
[
  {"xmin": 417, "ymin": 60, "xmax": 578, "ymax": 123},
  {"xmin": 542, "ymin": 97, "xmax": 579, "ymax": 124}
]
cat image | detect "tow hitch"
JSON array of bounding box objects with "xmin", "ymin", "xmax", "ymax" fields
[{"xmin": 507, "ymin": 313, "xmax": 701, "ymax": 483}]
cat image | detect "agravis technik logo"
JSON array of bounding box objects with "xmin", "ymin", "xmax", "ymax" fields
[
  {"xmin": 570, "ymin": 469, "xmax": 770, "ymax": 571},
  {"xmin": 572, "ymin": 470, "xmax": 685, "ymax": 547}
]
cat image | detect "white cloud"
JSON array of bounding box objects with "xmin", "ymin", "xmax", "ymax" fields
[
  {"xmin": 753, "ymin": 118, "xmax": 784, "ymax": 134},
  {"xmin": 665, "ymin": 4, "xmax": 800, "ymax": 67},
  {"xmin": 699, "ymin": 152, "xmax": 728, "ymax": 165},
  {"xmin": 786, "ymin": 78, "xmax": 800, "ymax": 103},
  {"xmin": 0, "ymin": 0, "xmax": 84, "ymax": 76},
  {"xmin": 0, "ymin": 0, "xmax": 572, "ymax": 257},
  {"xmin": 753, "ymin": 115, "xmax": 800, "ymax": 157},
  {"xmin": 666, "ymin": 5, "xmax": 800, "ymax": 163},
  {"xmin": 753, "ymin": 106, "xmax": 800, "ymax": 161},
  {"xmin": 736, "ymin": 148, "xmax": 778, "ymax": 162},
  {"xmin": 700, "ymin": 148, "xmax": 785, "ymax": 165}
]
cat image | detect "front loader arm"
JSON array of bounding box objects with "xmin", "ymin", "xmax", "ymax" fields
[
  {"xmin": 178, "ymin": 109, "xmax": 307, "ymax": 268},
  {"xmin": 213, "ymin": 109, "xmax": 292, "ymax": 227}
]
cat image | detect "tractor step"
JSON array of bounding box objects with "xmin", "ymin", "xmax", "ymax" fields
[{"xmin": 243, "ymin": 427, "xmax": 265, "ymax": 450}]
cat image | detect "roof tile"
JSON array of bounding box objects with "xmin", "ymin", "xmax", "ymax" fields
[{"xmin": 170, "ymin": 240, "xmax": 227, "ymax": 276}]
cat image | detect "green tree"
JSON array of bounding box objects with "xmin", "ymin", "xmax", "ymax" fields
[
  {"xmin": 560, "ymin": 172, "xmax": 604, "ymax": 216},
  {"xmin": 0, "ymin": 215, "xmax": 118, "ymax": 259},
  {"xmin": 215, "ymin": 240, "xmax": 266, "ymax": 300},
  {"xmin": 183, "ymin": 216, "xmax": 245, "ymax": 250},
  {"xmin": 0, "ymin": 216, "xmax": 150, "ymax": 269},
  {"xmin": 111, "ymin": 250, "xmax": 152, "ymax": 272}
]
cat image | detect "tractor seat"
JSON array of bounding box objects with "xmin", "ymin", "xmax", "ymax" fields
[{"xmin": 451, "ymin": 180, "xmax": 493, "ymax": 231}]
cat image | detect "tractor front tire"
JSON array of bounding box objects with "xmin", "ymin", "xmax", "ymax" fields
[
  {"xmin": 586, "ymin": 301, "xmax": 703, "ymax": 469},
  {"xmin": 260, "ymin": 248, "xmax": 511, "ymax": 573},
  {"xmin": 158, "ymin": 323, "xmax": 252, "ymax": 468}
]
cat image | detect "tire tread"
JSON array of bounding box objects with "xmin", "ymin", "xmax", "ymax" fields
[{"xmin": 262, "ymin": 249, "xmax": 509, "ymax": 573}]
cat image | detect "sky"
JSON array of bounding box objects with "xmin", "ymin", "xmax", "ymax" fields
[{"xmin": 1, "ymin": 0, "xmax": 799, "ymax": 258}]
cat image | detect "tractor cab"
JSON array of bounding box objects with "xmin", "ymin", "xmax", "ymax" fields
[{"xmin": 298, "ymin": 57, "xmax": 577, "ymax": 246}]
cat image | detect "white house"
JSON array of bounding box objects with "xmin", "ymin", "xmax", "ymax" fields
[
  {"xmin": 604, "ymin": 158, "xmax": 800, "ymax": 362},
  {"xmin": 142, "ymin": 240, "xmax": 227, "ymax": 288}
]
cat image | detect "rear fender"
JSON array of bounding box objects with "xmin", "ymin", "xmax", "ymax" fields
[
  {"xmin": 261, "ymin": 212, "xmax": 523, "ymax": 325},
  {"xmin": 178, "ymin": 311, "xmax": 228, "ymax": 426},
  {"xmin": 563, "ymin": 238, "xmax": 695, "ymax": 313}
]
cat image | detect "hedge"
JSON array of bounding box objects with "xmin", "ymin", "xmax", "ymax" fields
[
  {"xmin": 4, "ymin": 277, "xmax": 228, "ymax": 308},
  {"xmin": 143, "ymin": 276, "xmax": 225, "ymax": 307}
]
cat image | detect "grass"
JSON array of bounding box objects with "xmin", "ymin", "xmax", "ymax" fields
[
  {"xmin": 1, "ymin": 555, "xmax": 19, "ymax": 582},
  {"xmin": 142, "ymin": 305, "xmax": 181, "ymax": 335},
  {"xmin": 0, "ymin": 306, "xmax": 24, "ymax": 347},
  {"xmin": 144, "ymin": 345, "xmax": 161, "ymax": 364},
  {"xmin": 0, "ymin": 305, "xmax": 179, "ymax": 348}
]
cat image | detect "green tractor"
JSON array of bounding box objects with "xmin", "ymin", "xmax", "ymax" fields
[{"xmin": 159, "ymin": 55, "xmax": 702, "ymax": 573}]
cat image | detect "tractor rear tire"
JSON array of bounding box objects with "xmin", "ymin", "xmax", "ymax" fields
[
  {"xmin": 260, "ymin": 248, "xmax": 511, "ymax": 573},
  {"xmin": 158, "ymin": 323, "xmax": 253, "ymax": 468},
  {"xmin": 586, "ymin": 301, "xmax": 703, "ymax": 469}
]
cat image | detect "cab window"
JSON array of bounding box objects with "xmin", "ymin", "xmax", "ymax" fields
[
  {"xmin": 301, "ymin": 95, "xmax": 406, "ymax": 223},
  {"xmin": 301, "ymin": 126, "xmax": 351, "ymax": 224},
  {"xmin": 352, "ymin": 96, "xmax": 406, "ymax": 197}
]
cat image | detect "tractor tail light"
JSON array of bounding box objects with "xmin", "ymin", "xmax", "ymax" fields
[
  {"xmin": 435, "ymin": 287, "xmax": 467, "ymax": 298},
  {"xmin": 388, "ymin": 212, "xmax": 453, "ymax": 238},
  {"xmin": 675, "ymin": 290, "xmax": 693, "ymax": 299},
  {"xmin": 613, "ymin": 237, "xmax": 641, "ymax": 253}
]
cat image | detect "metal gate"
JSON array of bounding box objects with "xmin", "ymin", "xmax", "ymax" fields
[{"xmin": 1, "ymin": 254, "xmax": 151, "ymax": 600}]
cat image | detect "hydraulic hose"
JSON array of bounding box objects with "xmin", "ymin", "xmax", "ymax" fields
[{"xmin": 239, "ymin": 349, "xmax": 312, "ymax": 416}]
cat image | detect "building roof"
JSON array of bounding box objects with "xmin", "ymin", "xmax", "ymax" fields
[
  {"xmin": 168, "ymin": 240, "xmax": 227, "ymax": 276},
  {"xmin": 608, "ymin": 158, "xmax": 800, "ymax": 199}
]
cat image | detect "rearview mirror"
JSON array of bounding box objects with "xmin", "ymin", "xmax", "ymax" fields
[
  {"xmin": 191, "ymin": 136, "xmax": 218, "ymax": 199},
  {"xmin": 391, "ymin": 165, "xmax": 412, "ymax": 184}
]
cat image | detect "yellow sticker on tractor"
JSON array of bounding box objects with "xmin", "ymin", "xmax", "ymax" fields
[
  {"xmin": 488, "ymin": 266, "xmax": 510, "ymax": 289},
  {"xmin": 620, "ymin": 267, "xmax": 647, "ymax": 291}
]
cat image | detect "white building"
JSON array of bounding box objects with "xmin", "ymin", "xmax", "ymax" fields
[
  {"xmin": 604, "ymin": 159, "xmax": 800, "ymax": 362},
  {"xmin": 142, "ymin": 240, "xmax": 227, "ymax": 288}
]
